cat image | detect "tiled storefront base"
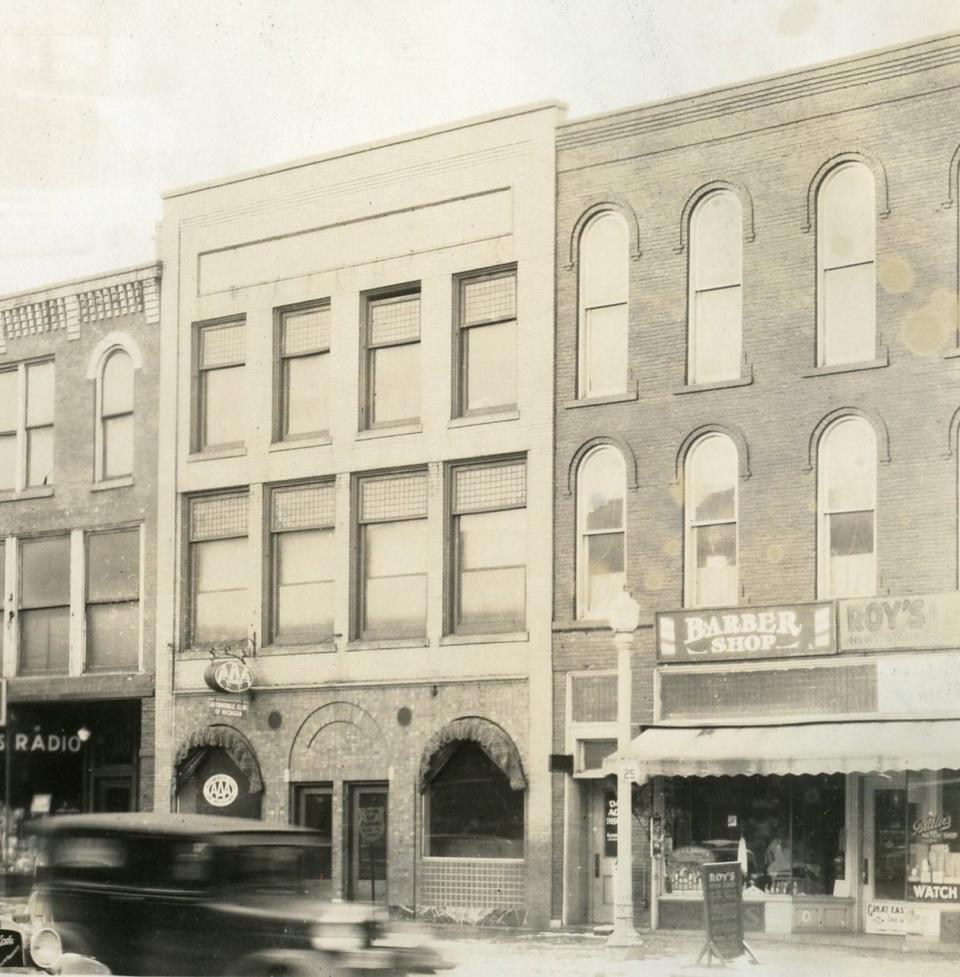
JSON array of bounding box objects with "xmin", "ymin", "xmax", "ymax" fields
[{"xmin": 402, "ymin": 858, "xmax": 527, "ymax": 927}]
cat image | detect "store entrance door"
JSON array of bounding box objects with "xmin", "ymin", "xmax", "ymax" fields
[
  {"xmin": 346, "ymin": 783, "xmax": 387, "ymax": 904},
  {"xmin": 863, "ymin": 772, "xmax": 909, "ymax": 913},
  {"xmin": 589, "ymin": 783, "xmax": 617, "ymax": 924}
]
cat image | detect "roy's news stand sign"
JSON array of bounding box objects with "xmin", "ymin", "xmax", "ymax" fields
[{"xmin": 696, "ymin": 862, "xmax": 758, "ymax": 967}]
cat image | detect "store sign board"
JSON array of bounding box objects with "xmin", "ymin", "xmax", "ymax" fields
[
  {"xmin": 204, "ymin": 658, "xmax": 254, "ymax": 694},
  {"xmin": 840, "ymin": 592, "xmax": 960, "ymax": 652},
  {"xmin": 876, "ymin": 653, "xmax": 960, "ymax": 716},
  {"xmin": 657, "ymin": 603, "xmax": 835, "ymax": 663},
  {"xmin": 700, "ymin": 862, "xmax": 746, "ymax": 960},
  {"xmin": 908, "ymin": 883, "xmax": 960, "ymax": 903},
  {"xmin": 865, "ymin": 901, "xmax": 940, "ymax": 936},
  {"xmin": 208, "ymin": 696, "xmax": 249, "ymax": 718},
  {"xmin": 604, "ymin": 789, "xmax": 618, "ymax": 857},
  {"xmin": 0, "ymin": 732, "xmax": 85, "ymax": 753},
  {"xmin": 202, "ymin": 773, "xmax": 239, "ymax": 808}
]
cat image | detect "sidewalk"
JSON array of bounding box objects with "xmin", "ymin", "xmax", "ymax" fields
[{"xmin": 426, "ymin": 926, "xmax": 960, "ymax": 976}]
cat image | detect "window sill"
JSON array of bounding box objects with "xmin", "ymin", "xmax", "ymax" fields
[
  {"xmin": 187, "ymin": 446, "xmax": 247, "ymax": 462},
  {"xmin": 259, "ymin": 640, "xmax": 336, "ymax": 656},
  {"xmin": 439, "ymin": 631, "xmax": 529, "ymax": 646},
  {"xmin": 562, "ymin": 386, "xmax": 639, "ymax": 409},
  {"xmin": 0, "ymin": 486, "xmax": 54, "ymax": 503},
  {"xmin": 420, "ymin": 855, "xmax": 525, "ymax": 864},
  {"xmin": 90, "ymin": 476, "xmax": 134, "ymax": 492},
  {"xmin": 674, "ymin": 368, "xmax": 754, "ymax": 395},
  {"xmin": 355, "ymin": 423, "xmax": 423, "ymax": 441},
  {"xmin": 346, "ymin": 637, "xmax": 430, "ymax": 651},
  {"xmin": 944, "ymin": 348, "xmax": 960, "ymax": 360},
  {"xmin": 802, "ymin": 349, "xmax": 889, "ymax": 378},
  {"xmin": 269, "ymin": 435, "xmax": 332, "ymax": 452},
  {"xmin": 448, "ymin": 409, "xmax": 520, "ymax": 429}
]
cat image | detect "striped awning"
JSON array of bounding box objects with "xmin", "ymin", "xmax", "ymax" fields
[{"xmin": 603, "ymin": 719, "xmax": 960, "ymax": 778}]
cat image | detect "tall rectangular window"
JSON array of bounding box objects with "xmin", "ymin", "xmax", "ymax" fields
[
  {"xmin": 19, "ymin": 535, "xmax": 70, "ymax": 675},
  {"xmin": 270, "ymin": 482, "xmax": 335, "ymax": 645},
  {"xmin": 86, "ymin": 528, "xmax": 140, "ymax": 671},
  {"xmin": 450, "ymin": 459, "xmax": 526, "ymax": 634},
  {"xmin": 0, "ymin": 360, "xmax": 54, "ymax": 492},
  {"xmin": 363, "ymin": 291, "xmax": 420, "ymax": 428},
  {"xmin": 277, "ymin": 303, "xmax": 331, "ymax": 441},
  {"xmin": 196, "ymin": 320, "xmax": 245, "ymax": 451},
  {"xmin": 188, "ymin": 494, "xmax": 248, "ymax": 646},
  {"xmin": 357, "ymin": 471, "xmax": 427, "ymax": 640},
  {"xmin": 455, "ymin": 268, "xmax": 517, "ymax": 415}
]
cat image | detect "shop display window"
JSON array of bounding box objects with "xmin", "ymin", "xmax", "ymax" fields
[
  {"xmin": 664, "ymin": 774, "xmax": 845, "ymax": 896},
  {"xmin": 425, "ymin": 741, "xmax": 523, "ymax": 859},
  {"xmin": 905, "ymin": 769, "xmax": 960, "ymax": 902}
]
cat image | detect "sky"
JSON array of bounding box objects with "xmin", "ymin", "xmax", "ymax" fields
[{"xmin": 1, "ymin": 0, "xmax": 959, "ymax": 296}]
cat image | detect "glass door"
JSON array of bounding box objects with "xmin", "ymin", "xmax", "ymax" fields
[
  {"xmin": 589, "ymin": 783, "xmax": 617, "ymax": 924},
  {"xmin": 864, "ymin": 773, "xmax": 908, "ymax": 905},
  {"xmin": 293, "ymin": 784, "xmax": 334, "ymax": 899},
  {"xmin": 347, "ymin": 783, "xmax": 388, "ymax": 903}
]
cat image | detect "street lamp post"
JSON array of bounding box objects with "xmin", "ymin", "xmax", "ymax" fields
[{"xmin": 607, "ymin": 588, "xmax": 641, "ymax": 947}]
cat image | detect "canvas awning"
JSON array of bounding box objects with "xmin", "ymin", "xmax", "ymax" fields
[
  {"xmin": 172, "ymin": 725, "xmax": 263, "ymax": 794},
  {"xmin": 419, "ymin": 716, "xmax": 527, "ymax": 791},
  {"xmin": 603, "ymin": 719, "xmax": 960, "ymax": 779}
]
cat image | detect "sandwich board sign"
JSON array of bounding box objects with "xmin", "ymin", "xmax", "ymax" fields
[{"xmin": 696, "ymin": 862, "xmax": 758, "ymax": 966}]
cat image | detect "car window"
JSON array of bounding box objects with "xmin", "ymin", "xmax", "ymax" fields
[{"xmin": 51, "ymin": 836, "xmax": 127, "ymax": 882}]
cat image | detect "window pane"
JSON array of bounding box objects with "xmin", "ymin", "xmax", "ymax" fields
[
  {"xmin": 824, "ymin": 420, "xmax": 876, "ymax": 511},
  {"xmin": 581, "ymin": 212, "xmax": 628, "ymax": 308},
  {"xmin": 275, "ymin": 530, "xmax": 334, "ymax": 641},
  {"xmin": 88, "ymin": 529, "xmax": 140, "ymax": 602},
  {"xmin": 19, "ymin": 607, "xmax": 69, "ymax": 674},
  {"xmin": 585, "ymin": 304, "xmax": 628, "ymax": 397},
  {"xmin": 0, "ymin": 371, "xmax": 16, "ymax": 431},
  {"xmin": 586, "ymin": 533, "xmax": 625, "ymax": 614},
  {"xmin": 101, "ymin": 350, "xmax": 133, "ymax": 415},
  {"xmin": 363, "ymin": 521, "xmax": 426, "ymax": 638},
  {"xmin": 821, "ymin": 164, "xmax": 875, "ymax": 268},
  {"xmin": 693, "ymin": 192, "xmax": 741, "ymax": 290},
  {"xmin": 464, "ymin": 320, "xmax": 517, "ymax": 411},
  {"xmin": 823, "ymin": 264, "xmax": 876, "ymax": 366},
  {"xmin": 27, "ymin": 426, "xmax": 53, "ymax": 487},
  {"xmin": 26, "ymin": 362, "xmax": 54, "ymax": 427},
  {"xmin": 695, "ymin": 523, "xmax": 738, "ymax": 607},
  {"xmin": 86, "ymin": 603, "xmax": 139, "ymax": 670},
  {"xmin": 21, "ymin": 536, "xmax": 70, "ymax": 607},
  {"xmin": 0, "ymin": 542, "xmax": 4, "ymax": 611},
  {"xmin": 200, "ymin": 323, "xmax": 244, "ymax": 368},
  {"xmin": 194, "ymin": 537, "xmax": 247, "ymax": 644},
  {"xmin": 457, "ymin": 509, "xmax": 525, "ymax": 632},
  {"xmin": 103, "ymin": 415, "xmax": 134, "ymax": 478},
  {"xmin": 0, "ymin": 435, "xmax": 15, "ymax": 491},
  {"xmin": 428, "ymin": 742, "xmax": 523, "ymax": 858},
  {"xmin": 372, "ymin": 343, "xmax": 419, "ymax": 424},
  {"xmin": 582, "ymin": 449, "xmax": 625, "ymax": 532},
  {"xmin": 284, "ymin": 352, "xmax": 329, "ymax": 436},
  {"xmin": 689, "ymin": 437, "xmax": 737, "ymax": 523},
  {"xmin": 829, "ymin": 511, "xmax": 874, "ymax": 598},
  {"xmin": 202, "ymin": 365, "xmax": 244, "ymax": 446},
  {"xmin": 692, "ymin": 286, "xmax": 741, "ymax": 383}
]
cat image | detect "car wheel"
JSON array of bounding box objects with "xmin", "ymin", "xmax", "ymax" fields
[{"xmin": 231, "ymin": 951, "xmax": 337, "ymax": 977}]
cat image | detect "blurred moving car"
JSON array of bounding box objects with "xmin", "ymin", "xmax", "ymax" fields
[{"xmin": 15, "ymin": 812, "xmax": 449, "ymax": 976}]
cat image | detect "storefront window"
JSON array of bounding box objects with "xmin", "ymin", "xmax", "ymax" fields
[
  {"xmin": 426, "ymin": 741, "xmax": 523, "ymax": 858},
  {"xmin": 664, "ymin": 774, "xmax": 846, "ymax": 896},
  {"xmin": 905, "ymin": 769, "xmax": 960, "ymax": 904}
]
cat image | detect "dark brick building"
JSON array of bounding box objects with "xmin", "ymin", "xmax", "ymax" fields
[
  {"xmin": 0, "ymin": 263, "xmax": 161, "ymax": 879},
  {"xmin": 552, "ymin": 33, "xmax": 960, "ymax": 941}
]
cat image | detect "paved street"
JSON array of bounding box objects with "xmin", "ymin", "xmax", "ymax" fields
[{"xmin": 431, "ymin": 930, "xmax": 960, "ymax": 977}]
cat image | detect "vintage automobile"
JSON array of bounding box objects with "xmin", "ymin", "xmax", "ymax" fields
[{"xmin": 12, "ymin": 812, "xmax": 449, "ymax": 976}]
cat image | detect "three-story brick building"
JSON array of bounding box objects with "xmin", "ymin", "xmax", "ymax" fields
[
  {"xmin": 153, "ymin": 103, "xmax": 563, "ymax": 927},
  {"xmin": 552, "ymin": 32, "xmax": 960, "ymax": 944}
]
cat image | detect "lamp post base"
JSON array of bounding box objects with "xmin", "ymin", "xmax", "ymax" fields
[{"xmin": 606, "ymin": 914, "xmax": 642, "ymax": 947}]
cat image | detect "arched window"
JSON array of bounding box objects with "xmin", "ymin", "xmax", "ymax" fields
[
  {"xmin": 817, "ymin": 162, "xmax": 876, "ymax": 366},
  {"xmin": 578, "ymin": 212, "xmax": 628, "ymax": 398},
  {"xmin": 688, "ymin": 191, "xmax": 742, "ymax": 384},
  {"xmin": 577, "ymin": 446, "xmax": 626, "ymax": 618},
  {"xmin": 684, "ymin": 434, "xmax": 738, "ymax": 608},
  {"xmin": 818, "ymin": 417, "xmax": 876, "ymax": 598},
  {"xmin": 98, "ymin": 348, "xmax": 134, "ymax": 479},
  {"xmin": 425, "ymin": 741, "xmax": 523, "ymax": 858}
]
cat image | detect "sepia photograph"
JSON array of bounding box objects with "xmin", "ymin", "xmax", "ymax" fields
[{"xmin": 2, "ymin": 1, "xmax": 960, "ymax": 973}]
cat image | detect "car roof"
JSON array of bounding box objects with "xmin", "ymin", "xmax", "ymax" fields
[{"xmin": 32, "ymin": 812, "xmax": 320, "ymax": 839}]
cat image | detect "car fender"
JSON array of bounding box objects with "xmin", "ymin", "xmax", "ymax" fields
[{"xmin": 228, "ymin": 948, "xmax": 341, "ymax": 977}]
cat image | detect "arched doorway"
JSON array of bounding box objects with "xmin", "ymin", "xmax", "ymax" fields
[{"xmin": 172, "ymin": 725, "xmax": 263, "ymax": 819}]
